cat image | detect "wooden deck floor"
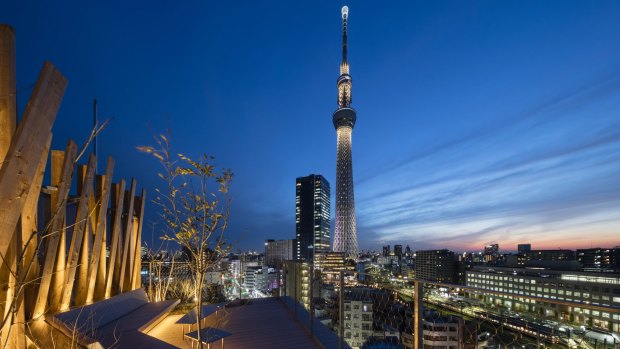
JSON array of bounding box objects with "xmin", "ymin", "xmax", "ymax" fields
[{"xmin": 147, "ymin": 298, "xmax": 322, "ymax": 349}]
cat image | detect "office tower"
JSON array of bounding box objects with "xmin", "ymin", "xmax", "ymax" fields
[
  {"xmin": 382, "ymin": 245, "xmax": 391, "ymax": 257},
  {"xmin": 295, "ymin": 174, "xmax": 330, "ymax": 261},
  {"xmin": 483, "ymin": 243, "xmax": 499, "ymax": 262},
  {"xmin": 333, "ymin": 6, "xmax": 359, "ymax": 260},
  {"xmin": 264, "ymin": 239, "xmax": 295, "ymax": 268},
  {"xmin": 415, "ymin": 249, "xmax": 456, "ymax": 283},
  {"xmin": 394, "ymin": 245, "xmax": 403, "ymax": 259}
]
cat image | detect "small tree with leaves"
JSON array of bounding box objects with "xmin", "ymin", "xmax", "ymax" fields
[{"xmin": 139, "ymin": 134, "xmax": 232, "ymax": 348}]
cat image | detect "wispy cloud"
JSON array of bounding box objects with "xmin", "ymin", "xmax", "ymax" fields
[{"xmin": 357, "ymin": 75, "xmax": 620, "ymax": 251}]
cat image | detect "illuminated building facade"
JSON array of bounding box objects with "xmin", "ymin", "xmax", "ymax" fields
[
  {"xmin": 284, "ymin": 260, "xmax": 318, "ymax": 310},
  {"xmin": 264, "ymin": 238, "xmax": 294, "ymax": 268},
  {"xmin": 315, "ymin": 251, "xmax": 348, "ymax": 284},
  {"xmin": 295, "ymin": 174, "xmax": 330, "ymax": 261},
  {"xmin": 394, "ymin": 245, "xmax": 403, "ymax": 259},
  {"xmin": 577, "ymin": 247, "xmax": 620, "ymax": 273},
  {"xmin": 342, "ymin": 296, "xmax": 374, "ymax": 348},
  {"xmin": 415, "ymin": 249, "xmax": 456, "ymax": 283},
  {"xmin": 527, "ymin": 249, "xmax": 575, "ymax": 262},
  {"xmin": 483, "ymin": 243, "xmax": 499, "ymax": 263},
  {"xmin": 467, "ymin": 266, "xmax": 620, "ymax": 332},
  {"xmin": 333, "ymin": 5, "xmax": 359, "ymax": 260}
]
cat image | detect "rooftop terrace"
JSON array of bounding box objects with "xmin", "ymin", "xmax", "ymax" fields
[{"xmin": 149, "ymin": 297, "xmax": 342, "ymax": 349}]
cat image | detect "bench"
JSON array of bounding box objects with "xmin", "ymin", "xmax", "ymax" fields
[
  {"xmin": 184, "ymin": 327, "xmax": 231, "ymax": 349},
  {"xmin": 46, "ymin": 288, "xmax": 179, "ymax": 348}
]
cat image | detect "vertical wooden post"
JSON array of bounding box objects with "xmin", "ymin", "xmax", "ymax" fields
[
  {"xmin": 33, "ymin": 141, "xmax": 76, "ymax": 319},
  {"xmin": 60, "ymin": 154, "xmax": 96, "ymax": 310},
  {"xmin": 105, "ymin": 180, "xmax": 125, "ymax": 298},
  {"xmin": 118, "ymin": 180, "xmax": 136, "ymax": 292},
  {"xmin": 0, "ymin": 27, "xmax": 17, "ymax": 345},
  {"xmin": 85, "ymin": 157, "xmax": 114, "ymax": 303},
  {"xmin": 0, "ymin": 25, "xmax": 16, "ymax": 162},
  {"xmin": 131, "ymin": 189, "xmax": 146, "ymax": 290},
  {"xmin": 47, "ymin": 148, "xmax": 72, "ymax": 312}
]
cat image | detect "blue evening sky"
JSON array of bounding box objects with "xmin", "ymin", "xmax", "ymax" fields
[{"xmin": 3, "ymin": 1, "xmax": 620, "ymax": 252}]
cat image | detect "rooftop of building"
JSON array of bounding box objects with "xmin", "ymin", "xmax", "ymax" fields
[{"xmin": 148, "ymin": 297, "xmax": 342, "ymax": 349}]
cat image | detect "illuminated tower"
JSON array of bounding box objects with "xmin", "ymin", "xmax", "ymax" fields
[{"xmin": 333, "ymin": 5, "xmax": 358, "ymax": 260}]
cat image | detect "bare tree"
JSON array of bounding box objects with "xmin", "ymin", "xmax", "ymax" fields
[
  {"xmin": 143, "ymin": 245, "xmax": 176, "ymax": 302},
  {"xmin": 139, "ymin": 134, "xmax": 232, "ymax": 348}
]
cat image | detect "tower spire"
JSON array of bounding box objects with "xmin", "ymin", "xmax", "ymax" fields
[{"xmin": 340, "ymin": 6, "xmax": 350, "ymax": 76}]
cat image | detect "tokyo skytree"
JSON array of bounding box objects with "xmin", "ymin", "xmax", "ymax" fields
[{"xmin": 333, "ymin": 5, "xmax": 358, "ymax": 260}]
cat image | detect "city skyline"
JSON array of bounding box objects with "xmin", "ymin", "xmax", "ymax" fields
[{"xmin": 3, "ymin": 2, "xmax": 620, "ymax": 251}]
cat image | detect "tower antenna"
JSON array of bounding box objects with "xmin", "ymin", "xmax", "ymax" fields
[{"xmin": 93, "ymin": 98, "xmax": 98, "ymax": 172}]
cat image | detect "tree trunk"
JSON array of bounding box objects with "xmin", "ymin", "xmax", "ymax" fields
[{"xmin": 195, "ymin": 272, "xmax": 204, "ymax": 349}]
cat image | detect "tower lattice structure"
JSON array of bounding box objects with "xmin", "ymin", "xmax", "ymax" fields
[{"xmin": 333, "ymin": 5, "xmax": 358, "ymax": 260}]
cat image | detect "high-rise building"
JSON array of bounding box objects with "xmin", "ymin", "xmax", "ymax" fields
[
  {"xmin": 333, "ymin": 6, "xmax": 358, "ymax": 260},
  {"xmin": 382, "ymin": 245, "xmax": 391, "ymax": 257},
  {"xmin": 394, "ymin": 245, "xmax": 403, "ymax": 259},
  {"xmin": 483, "ymin": 243, "xmax": 499, "ymax": 262},
  {"xmin": 295, "ymin": 174, "xmax": 330, "ymax": 261},
  {"xmin": 415, "ymin": 250, "xmax": 456, "ymax": 283},
  {"xmin": 264, "ymin": 239, "xmax": 295, "ymax": 268}
]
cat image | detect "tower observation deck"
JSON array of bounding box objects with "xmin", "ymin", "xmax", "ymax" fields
[{"xmin": 333, "ymin": 5, "xmax": 358, "ymax": 260}]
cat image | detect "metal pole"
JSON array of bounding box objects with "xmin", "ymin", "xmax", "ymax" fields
[
  {"xmin": 310, "ymin": 265, "xmax": 314, "ymax": 339},
  {"xmin": 283, "ymin": 267, "xmax": 287, "ymax": 298},
  {"xmin": 339, "ymin": 270, "xmax": 344, "ymax": 349},
  {"xmin": 294, "ymin": 266, "xmax": 297, "ymax": 320},
  {"xmin": 414, "ymin": 280, "xmax": 423, "ymax": 349}
]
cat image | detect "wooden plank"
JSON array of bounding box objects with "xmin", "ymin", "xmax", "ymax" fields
[
  {"xmin": 59, "ymin": 154, "xmax": 96, "ymax": 310},
  {"xmin": 0, "ymin": 25, "xmax": 16, "ymax": 164},
  {"xmin": 74, "ymin": 209, "xmax": 91, "ymax": 306},
  {"xmin": 0, "ymin": 61, "xmax": 67, "ymax": 267},
  {"xmin": 73, "ymin": 164, "xmax": 94, "ymax": 307},
  {"xmin": 6, "ymin": 135, "xmax": 51, "ymax": 348},
  {"xmin": 131, "ymin": 189, "xmax": 146, "ymax": 290},
  {"xmin": 18, "ymin": 134, "xmax": 51, "ymax": 316},
  {"xmin": 118, "ymin": 179, "xmax": 136, "ymax": 293},
  {"xmin": 105, "ymin": 180, "xmax": 125, "ymax": 298},
  {"xmin": 0, "ymin": 227, "xmax": 18, "ymax": 347},
  {"xmin": 48, "ymin": 150, "xmax": 68, "ymax": 312},
  {"xmin": 32, "ymin": 141, "xmax": 76, "ymax": 319},
  {"xmin": 94, "ymin": 174, "xmax": 108, "ymax": 301},
  {"xmin": 85, "ymin": 157, "xmax": 114, "ymax": 303}
]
